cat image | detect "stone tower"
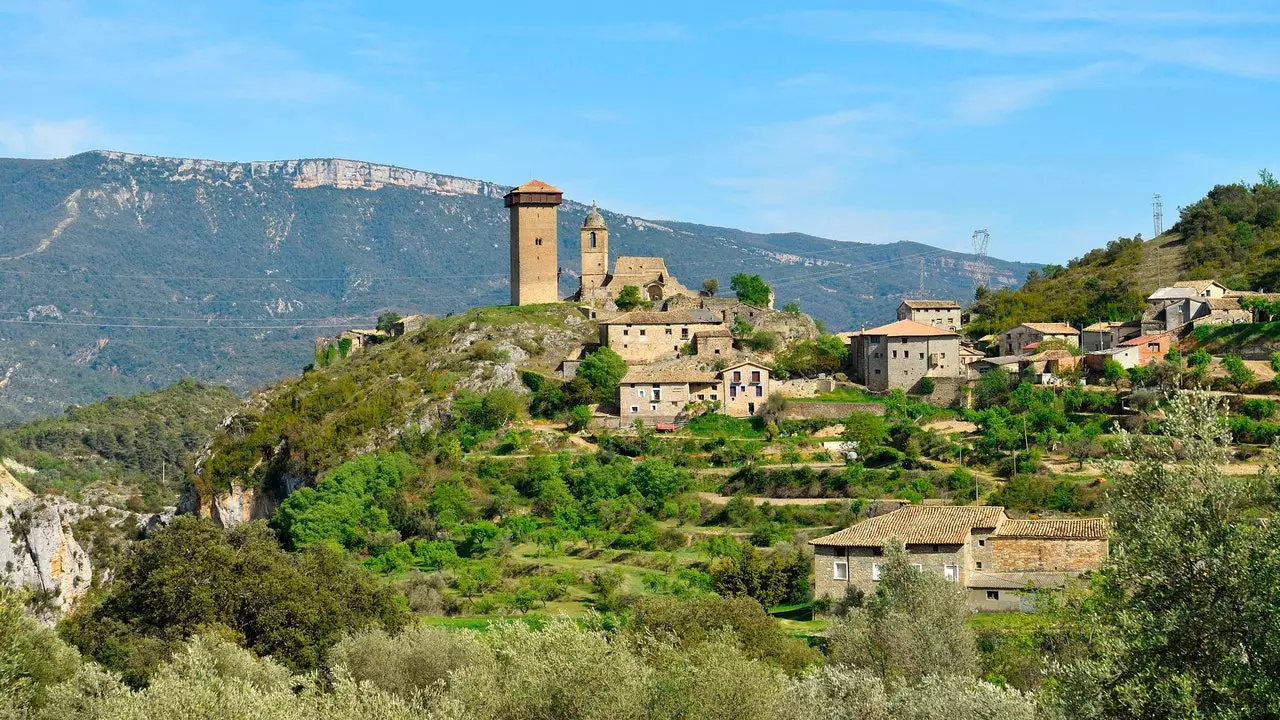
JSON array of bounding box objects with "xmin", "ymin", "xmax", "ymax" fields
[
  {"xmin": 505, "ymin": 179, "xmax": 563, "ymax": 306},
  {"xmin": 580, "ymin": 202, "xmax": 609, "ymax": 297}
]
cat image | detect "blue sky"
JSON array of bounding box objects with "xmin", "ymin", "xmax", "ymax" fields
[{"xmin": 1, "ymin": 1, "xmax": 1278, "ymax": 264}]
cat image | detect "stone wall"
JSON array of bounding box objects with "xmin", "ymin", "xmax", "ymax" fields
[
  {"xmin": 786, "ymin": 402, "xmax": 885, "ymax": 420},
  {"xmin": 991, "ymin": 537, "xmax": 1109, "ymax": 573}
]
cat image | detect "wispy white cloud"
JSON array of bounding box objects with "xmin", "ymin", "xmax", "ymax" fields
[
  {"xmin": 0, "ymin": 118, "xmax": 106, "ymax": 158},
  {"xmin": 950, "ymin": 61, "xmax": 1124, "ymax": 125}
]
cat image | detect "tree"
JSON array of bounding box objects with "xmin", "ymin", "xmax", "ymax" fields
[
  {"xmin": 782, "ymin": 301, "xmax": 802, "ymax": 314},
  {"xmin": 731, "ymin": 273, "xmax": 772, "ymax": 308},
  {"xmin": 840, "ymin": 413, "xmax": 888, "ymax": 454},
  {"xmin": 826, "ymin": 543, "xmax": 977, "ymax": 683},
  {"xmin": 1187, "ymin": 347, "xmax": 1212, "ymax": 367},
  {"xmin": 60, "ymin": 517, "xmax": 408, "ymax": 685},
  {"xmin": 709, "ymin": 542, "xmax": 809, "ymax": 610},
  {"xmin": 759, "ymin": 392, "xmax": 789, "ymax": 425},
  {"xmin": 630, "ymin": 458, "xmax": 689, "ymax": 506},
  {"xmin": 615, "ymin": 285, "xmax": 645, "ymax": 311},
  {"xmin": 274, "ymin": 452, "xmax": 415, "ymax": 549},
  {"xmin": 576, "ymin": 347, "xmax": 627, "ymax": 399},
  {"xmin": 1102, "ymin": 357, "xmax": 1127, "ymax": 389},
  {"xmin": 916, "ymin": 377, "xmax": 936, "ymax": 395},
  {"xmin": 1049, "ymin": 393, "xmax": 1280, "ymax": 719},
  {"xmin": 568, "ymin": 404, "xmax": 592, "ymax": 431},
  {"xmin": 1222, "ymin": 353, "xmax": 1256, "ymax": 393},
  {"xmin": 701, "ymin": 277, "xmax": 719, "ymax": 297},
  {"xmin": 375, "ymin": 311, "xmax": 401, "ymax": 334}
]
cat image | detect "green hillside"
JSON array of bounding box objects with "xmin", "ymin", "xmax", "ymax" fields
[
  {"xmin": 0, "ymin": 151, "xmax": 1036, "ymax": 421},
  {"xmin": 968, "ymin": 171, "xmax": 1280, "ymax": 336},
  {"xmin": 0, "ymin": 378, "xmax": 240, "ymax": 510}
]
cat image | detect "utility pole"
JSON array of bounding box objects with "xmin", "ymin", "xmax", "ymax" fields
[{"xmin": 1153, "ymin": 193, "xmax": 1164, "ymax": 238}]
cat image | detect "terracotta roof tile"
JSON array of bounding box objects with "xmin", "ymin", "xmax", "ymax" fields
[
  {"xmin": 809, "ymin": 506, "xmax": 1007, "ymax": 547},
  {"xmin": 1019, "ymin": 323, "xmax": 1079, "ymax": 335},
  {"xmin": 862, "ymin": 319, "xmax": 960, "ymax": 338},
  {"xmin": 509, "ymin": 179, "xmax": 562, "ymax": 193},
  {"xmin": 901, "ymin": 299, "xmax": 961, "ymax": 309},
  {"xmin": 992, "ymin": 518, "xmax": 1108, "ymax": 540},
  {"xmin": 602, "ymin": 310, "xmax": 703, "ymax": 325}
]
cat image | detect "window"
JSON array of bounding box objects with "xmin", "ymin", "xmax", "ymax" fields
[
  {"xmin": 755, "ymin": 385, "xmax": 763, "ymax": 397},
  {"xmin": 931, "ymin": 544, "xmax": 939, "ymax": 552},
  {"xmin": 651, "ymin": 404, "xmax": 657, "ymax": 411},
  {"xmin": 665, "ymin": 328, "xmax": 672, "ymax": 335},
  {"xmin": 732, "ymin": 371, "xmax": 742, "ymax": 383},
  {"xmin": 631, "ymin": 406, "xmax": 639, "ymax": 413},
  {"xmin": 652, "ymin": 387, "xmax": 662, "ymax": 401},
  {"xmin": 534, "ymin": 237, "xmax": 543, "ymax": 246},
  {"xmin": 986, "ymin": 590, "xmax": 1000, "ymax": 601},
  {"xmin": 919, "ymin": 353, "xmax": 925, "ymax": 359},
  {"xmin": 589, "ymin": 231, "xmax": 597, "ymax": 248},
  {"xmin": 870, "ymin": 337, "xmax": 881, "ymax": 344},
  {"xmin": 975, "ymin": 561, "xmax": 983, "ymax": 570},
  {"xmin": 872, "ymin": 548, "xmax": 883, "ymax": 556},
  {"xmin": 730, "ymin": 386, "xmax": 737, "ymax": 399},
  {"xmin": 681, "ymin": 328, "xmax": 689, "ymax": 339},
  {"xmin": 623, "ymin": 329, "xmax": 629, "ymax": 336},
  {"xmin": 714, "ymin": 349, "xmax": 721, "ymax": 354},
  {"xmin": 638, "ymin": 389, "xmax": 646, "ymax": 398},
  {"xmin": 901, "ymin": 338, "xmax": 908, "ymax": 344},
  {"xmin": 833, "ymin": 560, "xmax": 848, "ymax": 580},
  {"xmin": 750, "ymin": 370, "xmax": 761, "ymax": 383},
  {"xmin": 978, "ymin": 538, "xmax": 985, "ymax": 547},
  {"xmin": 710, "ymin": 394, "xmax": 718, "ymax": 400},
  {"xmin": 941, "ymin": 352, "xmax": 946, "ymax": 358},
  {"xmin": 874, "ymin": 369, "xmax": 881, "ymax": 375},
  {"xmin": 696, "ymin": 394, "xmax": 705, "ymax": 400},
  {"xmin": 944, "ymin": 564, "xmax": 958, "ymax": 582},
  {"xmin": 892, "ymin": 350, "xmax": 898, "ymax": 358},
  {"xmin": 871, "ymin": 563, "xmax": 882, "ymax": 581},
  {"xmin": 748, "ymin": 402, "xmax": 756, "ymax": 414},
  {"xmin": 639, "ymin": 329, "xmax": 646, "ymax": 336}
]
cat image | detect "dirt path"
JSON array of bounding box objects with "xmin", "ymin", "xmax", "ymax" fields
[
  {"xmin": 696, "ymin": 492, "xmax": 851, "ymax": 506},
  {"xmin": 0, "ymin": 190, "xmax": 80, "ymax": 261},
  {"xmin": 922, "ymin": 419, "xmax": 978, "ymax": 434}
]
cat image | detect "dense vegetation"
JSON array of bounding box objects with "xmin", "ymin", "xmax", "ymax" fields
[{"xmin": 0, "ymin": 379, "xmax": 240, "ymax": 510}]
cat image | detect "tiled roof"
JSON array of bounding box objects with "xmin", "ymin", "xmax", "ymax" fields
[
  {"xmin": 993, "ymin": 518, "xmax": 1108, "ymax": 540},
  {"xmin": 901, "ymin": 299, "xmax": 961, "ymax": 309},
  {"xmin": 809, "ymin": 506, "xmax": 1007, "ymax": 547},
  {"xmin": 1120, "ymin": 334, "xmax": 1169, "ymax": 347},
  {"xmin": 862, "ymin": 319, "xmax": 960, "ymax": 338},
  {"xmin": 1205, "ymin": 297, "xmax": 1244, "ymax": 310},
  {"xmin": 1148, "ymin": 287, "xmax": 1195, "ymax": 301},
  {"xmin": 621, "ymin": 359, "xmax": 719, "ymax": 384},
  {"xmin": 602, "ymin": 310, "xmax": 701, "ymax": 325},
  {"xmin": 693, "ymin": 328, "xmax": 732, "ymax": 338},
  {"xmin": 976, "ymin": 355, "xmax": 1023, "ymax": 365},
  {"xmin": 1173, "ymin": 279, "xmax": 1226, "ymax": 292},
  {"xmin": 1019, "ymin": 323, "xmax": 1078, "ymax": 335},
  {"xmin": 509, "ymin": 179, "xmax": 562, "ymax": 193},
  {"xmin": 1082, "ymin": 321, "xmax": 1123, "ymax": 332}
]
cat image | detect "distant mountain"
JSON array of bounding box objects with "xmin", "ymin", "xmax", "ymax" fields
[{"xmin": 0, "ymin": 151, "xmax": 1036, "ymax": 420}]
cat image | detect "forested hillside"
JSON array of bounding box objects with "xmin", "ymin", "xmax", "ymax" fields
[
  {"xmin": 0, "ymin": 151, "xmax": 1035, "ymax": 421},
  {"xmin": 968, "ymin": 170, "xmax": 1280, "ymax": 336}
]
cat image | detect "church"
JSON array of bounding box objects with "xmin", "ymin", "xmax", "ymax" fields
[{"xmin": 504, "ymin": 179, "xmax": 690, "ymax": 306}]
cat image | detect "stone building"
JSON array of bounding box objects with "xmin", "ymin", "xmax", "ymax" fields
[
  {"xmin": 896, "ymin": 299, "xmax": 961, "ymax": 331},
  {"xmin": 1081, "ymin": 320, "xmax": 1142, "ymax": 352},
  {"xmin": 573, "ymin": 204, "xmax": 693, "ymax": 304},
  {"xmin": 618, "ymin": 358, "xmax": 771, "ymax": 425},
  {"xmin": 998, "ymin": 323, "xmax": 1079, "ymax": 356},
  {"xmin": 599, "ymin": 310, "xmax": 723, "ymax": 364},
  {"xmin": 810, "ymin": 506, "xmax": 1108, "ymax": 612},
  {"xmin": 848, "ymin": 319, "xmax": 964, "ymax": 393},
  {"xmin": 693, "ymin": 328, "xmax": 733, "ymax": 357},
  {"xmin": 506, "ymin": 180, "xmax": 563, "ymax": 306}
]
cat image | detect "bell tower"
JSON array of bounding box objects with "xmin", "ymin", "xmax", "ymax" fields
[
  {"xmin": 505, "ymin": 179, "xmax": 563, "ymax": 305},
  {"xmin": 580, "ymin": 202, "xmax": 609, "ymax": 297}
]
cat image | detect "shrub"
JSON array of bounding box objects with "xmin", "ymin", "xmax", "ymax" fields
[
  {"xmin": 916, "ymin": 377, "xmax": 936, "ymax": 395},
  {"xmin": 1240, "ymin": 397, "xmax": 1277, "ymax": 420},
  {"xmin": 731, "ymin": 273, "xmax": 772, "ymax": 308}
]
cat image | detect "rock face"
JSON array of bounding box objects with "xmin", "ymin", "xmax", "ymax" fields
[{"xmin": 0, "ymin": 463, "xmax": 162, "ymax": 618}]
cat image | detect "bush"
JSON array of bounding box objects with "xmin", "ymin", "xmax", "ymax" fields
[
  {"xmin": 628, "ymin": 595, "xmax": 819, "ymax": 672},
  {"xmin": 577, "ymin": 347, "xmax": 628, "ymax": 398},
  {"xmin": 1240, "ymin": 397, "xmax": 1277, "ymax": 420},
  {"xmin": 916, "ymin": 377, "xmax": 936, "ymax": 395},
  {"xmin": 328, "ymin": 625, "xmax": 487, "ymax": 700}
]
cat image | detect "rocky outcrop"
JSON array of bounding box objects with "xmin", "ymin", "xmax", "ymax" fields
[{"xmin": 0, "ymin": 462, "xmax": 163, "ymax": 618}]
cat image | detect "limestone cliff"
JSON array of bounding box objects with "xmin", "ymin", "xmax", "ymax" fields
[{"xmin": 0, "ymin": 462, "xmax": 165, "ymax": 618}]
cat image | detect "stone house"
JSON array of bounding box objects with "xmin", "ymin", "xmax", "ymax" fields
[
  {"xmin": 599, "ymin": 310, "xmax": 722, "ymax": 364},
  {"xmin": 999, "ymin": 323, "xmax": 1079, "ymax": 356},
  {"xmin": 618, "ymin": 358, "xmax": 771, "ymax": 425},
  {"xmin": 1081, "ymin": 320, "xmax": 1142, "ymax": 352},
  {"xmin": 1119, "ymin": 333, "xmax": 1172, "ymax": 366},
  {"xmin": 810, "ymin": 506, "xmax": 1108, "ymax": 612},
  {"xmin": 848, "ymin": 319, "xmax": 964, "ymax": 393},
  {"xmin": 896, "ymin": 299, "xmax": 962, "ymax": 331},
  {"xmin": 1173, "ymin": 279, "xmax": 1230, "ymax": 298},
  {"xmin": 693, "ymin": 328, "xmax": 733, "ymax": 357}
]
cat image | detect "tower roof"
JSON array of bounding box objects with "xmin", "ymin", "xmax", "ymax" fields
[
  {"xmin": 509, "ymin": 179, "xmax": 562, "ymax": 194},
  {"xmin": 582, "ymin": 201, "xmax": 607, "ymax": 230}
]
